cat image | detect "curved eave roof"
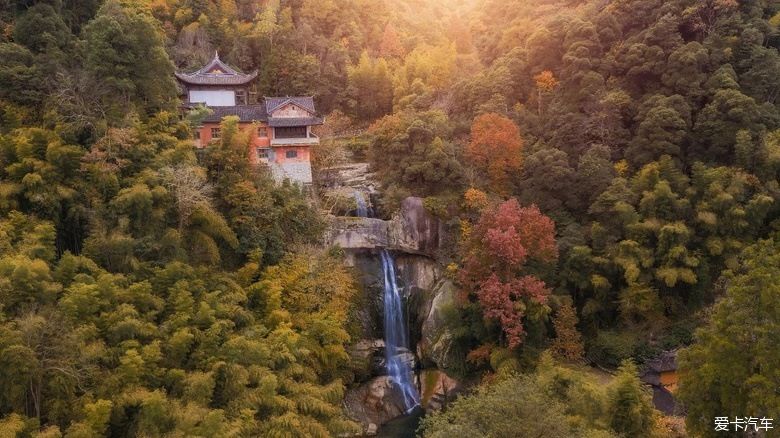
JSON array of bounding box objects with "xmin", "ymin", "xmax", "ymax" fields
[
  {"xmin": 176, "ymin": 52, "xmax": 258, "ymax": 86},
  {"xmin": 175, "ymin": 70, "xmax": 258, "ymax": 86}
]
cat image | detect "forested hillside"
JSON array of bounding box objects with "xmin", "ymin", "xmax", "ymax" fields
[{"xmin": 2, "ymin": 0, "xmax": 780, "ymax": 436}]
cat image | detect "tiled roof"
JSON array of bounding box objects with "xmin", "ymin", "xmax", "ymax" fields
[
  {"xmin": 264, "ymin": 96, "xmax": 316, "ymax": 114},
  {"xmin": 269, "ymin": 117, "xmax": 324, "ymax": 127},
  {"xmin": 176, "ymin": 52, "xmax": 257, "ymax": 86},
  {"xmin": 199, "ymin": 105, "xmax": 268, "ymax": 123}
]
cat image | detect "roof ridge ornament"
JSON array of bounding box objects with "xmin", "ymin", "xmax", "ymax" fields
[{"xmin": 175, "ymin": 52, "xmax": 258, "ymax": 85}]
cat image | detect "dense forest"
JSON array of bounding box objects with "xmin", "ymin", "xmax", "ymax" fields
[{"xmin": 1, "ymin": 0, "xmax": 780, "ymax": 436}]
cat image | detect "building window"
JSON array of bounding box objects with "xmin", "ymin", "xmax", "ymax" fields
[
  {"xmin": 257, "ymin": 148, "xmax": 270, "ymax": 160},
  {"xmin": 236, "ymin": 89, "xmax": 247, "ymax": 105},
  {"xmin": 211, "ymin": 128, "xmax": 221, "ymax": 139},
  {"xmin": 257, "ymin": 126, "xmax": 268, "ymax": 137},
  {"xmin": 275, "ymin": 126, "xmax": 307, "ymax": 138},
  {"xmin": 286, "ymin": 150, "xmax": 298, "ymax": 159},
  {"xmin": 194, "ymin": 129, "xmax": 201, "ymax": 140}
]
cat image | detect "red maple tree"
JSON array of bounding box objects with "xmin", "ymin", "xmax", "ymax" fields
[{"xmin": 461, "ymin": 198, "xmax": 557, "ymax": 348}]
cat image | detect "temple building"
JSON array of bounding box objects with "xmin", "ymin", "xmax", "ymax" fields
[{"xmin": 176, "ymin": 53, "xmax": 321, "ymax": 184}]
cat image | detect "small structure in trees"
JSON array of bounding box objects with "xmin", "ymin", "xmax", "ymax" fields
[
  {"xmin": 176, "ymin": 53, "xmax": 322, "ymax": 184},
  {"xmin": 640, "ymin": 350, "xmax": 680, "ymax": 415}
]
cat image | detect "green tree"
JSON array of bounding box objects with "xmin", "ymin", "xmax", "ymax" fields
[
  {"xmin": 368, "ymin": 110, "xmax": 464, "ymax": 207},
  {"xmin": 82, "ymin": 0, "xmax": 177, "ymax": 119},
  {"xmin": 606, "ymin": 360, "xmax": 657, "ymax": 437},
  {"xmin": 678, "ymin": 236, "xmax": 780, "ymax": 437},
  {"xmin": 346, "ymin": 52, "xmax": 394, "ymax": 120},
  {"xmin": 420, "ymin": 374, "xmax": 581, "ymax": 437}
]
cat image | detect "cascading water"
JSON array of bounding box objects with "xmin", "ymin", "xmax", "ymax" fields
[
  {"xmin": 354, "ymin": 191, "xmax": 420, "ymax": 412},
  {"xmin": 354, "ymin": 191, "xmax": 370, "ymax": 218},
  {"xmin": 380, "ymin": 249, "xmax": 420, "ymax": 412}
]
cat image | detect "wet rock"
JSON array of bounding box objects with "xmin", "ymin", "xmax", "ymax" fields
[
  {"xmin": 344, "ymin": 376, "xmax": 409, "ymax": 433},
  {"xmin": 349, "ymin": 339, "xmax": 386, "ymax": 380},
  {"xmin": 392, "ymin": 347, "xmax": 417, "ymax": 372},
  {"xmin": 419, "ymin": 369, "xmax": 461, "ymax": 411}
]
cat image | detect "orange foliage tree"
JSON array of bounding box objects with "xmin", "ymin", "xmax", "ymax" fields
[
  {"xmin": 533, "ymin": 70, "xmax": 559, "ymax": 114},
  {"xmin": 379, "ymin": 23, "xmax": 405, "ymax": 59},
  {"xmin": 466, "ymin": 113, "xmax": 523, "ymax": 195},
  {"xmin": 460, "ymin": 198, "xmax": 558, "ymax": 348}
]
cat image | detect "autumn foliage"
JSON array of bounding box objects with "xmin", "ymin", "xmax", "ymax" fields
[
  {"xmin": 461, "ymin": 199, "xmax": 557, "ymax": 348},
  {"xmin": 466, "ymin": 113, "xmax": 524, "ymax": 195},
  {"xmin": 533, "ymin": 70, "xmax": 559, "ymax": 92},
  {"xmin": 551, "ymin": 302, "xmax": 585, "ymax": 361}
]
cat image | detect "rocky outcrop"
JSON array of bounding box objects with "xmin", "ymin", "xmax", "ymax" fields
[
  {"xmin": 395, "ymin": 255, "xmax": 439, "ymax": 295},
  {"xmin": 419, "ymin": 369, "xmax": 462, "ymax": 411},
  {"xmin": 344, "ymin": 370, "xmax": 461, "ymax": 435},
  {"xmin": 349, "ymin": 339, "xmax": 386, "ymax": 381},
  {"xmin": 388, "ymin": 197, "xmax": 443, "ymax": 256},
  {"xmin": 328, "ymin": 217, "xmax": 389, "ymax": 250},
  {"xmin": 319, "ymin": 162, "xmax": 377, "ymax": 190},
  {"xmin": 326, "ymin": 197, "xmax": 443, "ymax": 257},
  {"xmin": 344, "ymin": 376, "xmax": 409, "ymax": 435},
  {"xmin": 417, "ymin": 279, "xmax": 460, "ymax": 370}
]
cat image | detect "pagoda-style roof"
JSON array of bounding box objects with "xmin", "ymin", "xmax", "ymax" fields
[{"xmin": 176, "ymin": 52, "xmax": 258, "ymax": 86}]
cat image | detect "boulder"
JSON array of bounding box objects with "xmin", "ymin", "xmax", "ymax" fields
[
  {"xmin": 417, "ymin": 279, "xmax": 460, "ymax": 370},
  {"xmin": 419, "ymin": 369, "xmax": 462, "ymax": 411},
  {"xmin": 388, "ymin": 197, "xmax": 443, "ymax": 256},
  {"xmin": 344, "ymin": 376, "xmax": 409, "ymax": 433},
  {"xmin": 395, "ymin": 255, "xmax": 439, "ymax": 293}
]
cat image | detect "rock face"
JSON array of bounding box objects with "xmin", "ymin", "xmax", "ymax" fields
[
  {"xmin": 395, "ymin": 255, "xmax": 438, "ymax": 293},
  {"xmin": 344, "ymin": 376, "xmax": 409, "ymax": 435},
  {"xmin": 419, "ymin": 369, "xmax": 462, "ymax": 411},
  {"xmin": 328, "ymin": 217, "xmax": 389, "ymax": 250},
  {"xmin": 388, "ymin": 197, "xmax": 443, "ymax": 256},
  {"xmin": 319, "ymin": 162, "xmax": 376, "ymax": 189},
  {"xmin": 349, "ymin": 339, "xmax": 386, "ymax": 381},
  {"xmin": 326, "ymin": 196, "xmax": 443, "ymax": 257},
  {"xmin": 417, "ymin": 279, "xmax": 460, "ymax": 370}
]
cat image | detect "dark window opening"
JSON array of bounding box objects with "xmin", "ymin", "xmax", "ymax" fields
[
  {"xmin": 257, "ymin": 126, "xmax": 268, "ymax": 137},
  {"xmin": 275, "ymin": 126, "xmax": 307, "ymax": 138},
  {"xmin": 236, "ymin": 89, "xmax": 247, "ymax": 105},
  {"xmin": 211, "ymin": 128, "xmax": 221, "ymax": 138},
  {"xmin": 286, "ymin": 150, "xmax": 298, "ymax": 159}
]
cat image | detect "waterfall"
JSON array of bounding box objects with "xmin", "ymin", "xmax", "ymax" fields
[
  {"xmin": 354, "ymin": 190, "xmax": 371, "ymax": 218},
  {"xmin": 354, "ymin": 191, "xmax": 420, "ymax": 412},
  {"xmin": 380, "ymin": 249, "xmax": 420, "ymax": 412}
]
